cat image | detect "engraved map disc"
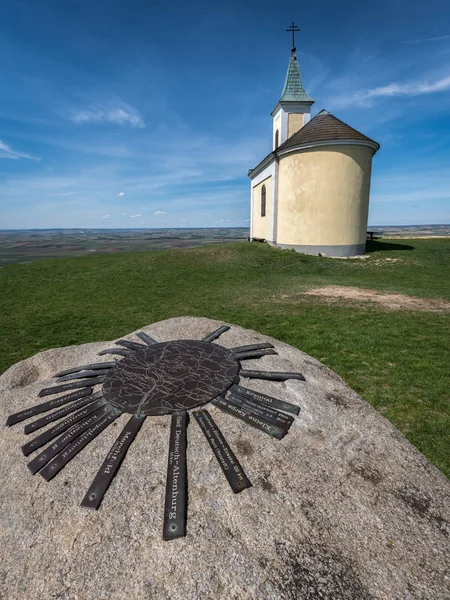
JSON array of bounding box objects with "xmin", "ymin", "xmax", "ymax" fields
[{"xmin": 102, "ymin": 340, "xmax": 240, "ymax": 416}]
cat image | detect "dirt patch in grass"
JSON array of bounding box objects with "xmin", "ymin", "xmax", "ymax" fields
[
  {"xmin": 371, "ymin": 258, "xmax": 401, "ymax": 265},
  {"xmin": 303, "ymin": 286, "xmax": 450, "ymax": 312}
]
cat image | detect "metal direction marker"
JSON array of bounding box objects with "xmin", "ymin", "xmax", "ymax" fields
[
  {"xmin": 231, "ymin": 384, "xmax": 300, "ymax": 416},
  {"xmin": 163, "ymin": 411, "xmax": 188, "ymax": 541},
  {"xmin": 40, "ymin": 408, "xmax": 122, "ymax": 482},
  {"xmin": 115, "ymin": 339, "xmax": 147, "ymax": 351},
  {"xmin": 24, "ymin": 391, "xmax": 103, "ymax": 434},
  {"xmin": 212, "ymin": 396, "xmax": 287, "ymax": 440},
  {"xmin": 98, "ymin": 349, "xmax": 132, "ymax": 357},
  {"xmin": 103, "ymin": 340, "xmax": 239, "ymax": 416},
  {"xmin": 202, "ymin": 325, "xmax": 230, "ymax": 343},
  {"xmin": 6, "ymin": 387, "xmax": 93, "ymax": 426},
  {"xmin": 38, "ymin": 377, "xmax": 105, "ymax": 397},
  {"xmin": 54, "ymin": 362, "xmax": 117, "ymax": 377},
  {"xmin": 231, "ymin": 343, "xmax": 274, "ymax": 353},
  {"xmin": 194, "ymin": 410, "xmax": 251, "ymax": 493},
  {"xmin": 136, "ymin": 331, "xmax": 158, "ymax": 345},
  {"xmin": 239, "ymin": 369, "xmax": 305, "ymax": 382},
  {"xmin": 27, "ymin": 405, "xmax": 112, "ymax": 475},
  {"xmin": 80, "ymin": 414, "xmax": 146, "ymax": 510},
  {"xmin": 228, "ymin": 393, "xmax": 294, "ymax": 429},
  {"xmin": 234, "ymin": 349, "xmax": 278, "ymax": 360},
  {"xmin": 56, "ymin": 369, "xmax": 110, "ymax": 382},
  {"xmin": 22, "ymin": 398, "xmax": 108, "ymax": 457},
  {"xmin": 7, "ymin": 322, "xmax": 305, "ymax": 536}
]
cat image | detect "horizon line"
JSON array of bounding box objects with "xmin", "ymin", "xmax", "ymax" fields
[{"xmin": 1, "ymin": 224, "xmax": 450, "ymax": 232}]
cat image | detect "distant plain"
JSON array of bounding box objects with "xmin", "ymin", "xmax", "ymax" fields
[
  {"xmin": 1, "ymin": 225, "xmax": 449, "ymax": 267},
  {"xmin": 0, "ymin": 227, "xmax": 248, "ymax": 267}
]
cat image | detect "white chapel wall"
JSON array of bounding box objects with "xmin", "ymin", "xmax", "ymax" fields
[{"xmin": 273, "ymin": 115, "xmax": 281, "ymax": 150}]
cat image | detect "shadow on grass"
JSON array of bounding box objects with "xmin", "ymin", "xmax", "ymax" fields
[{"xmin": 366, "ymin": 240, "xmax": 415, "ymax": 253}]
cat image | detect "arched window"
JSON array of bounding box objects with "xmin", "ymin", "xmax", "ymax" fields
[
  {"xmin": 261, "ymin": 185, "xmax": 266, "ymax": 217},
  {"xmin": 274, "ymin": 129, "xmax": 279, "ymax": 149}
]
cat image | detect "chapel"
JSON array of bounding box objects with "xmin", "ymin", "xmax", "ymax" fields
[{"xmin": 248, "ymin": 28, "xmax": 380, "ymax": 257}]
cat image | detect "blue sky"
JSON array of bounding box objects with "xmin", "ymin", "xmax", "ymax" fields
[{"xmin": 1, "ymin": 0, "xmax": 450, "ymax": 229}]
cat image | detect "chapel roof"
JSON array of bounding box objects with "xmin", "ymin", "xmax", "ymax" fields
[
  {"xmin": 278, "ymin": 49, "xmax": 314, "ymax": 103},
  {"xmin": 278, "ymin": 109, "xmax": 380, "ymax": 152},
  {"xmin": 248, "ymin": 110, "xmax": 380, "ymax": 178}
]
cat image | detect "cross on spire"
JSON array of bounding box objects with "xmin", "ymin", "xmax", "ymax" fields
[{"xmin": 286, "ymin": 21, "xmax": 300, "ymax": 51}]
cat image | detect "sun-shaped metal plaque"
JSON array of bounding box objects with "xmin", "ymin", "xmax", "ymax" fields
[
  {"xmin": 102, "ymin": 340, "xmax": 239, "ymax": 415},
  {"xmin": 5, "ymin": 323, "xmax": 306, "ymax": 542}
]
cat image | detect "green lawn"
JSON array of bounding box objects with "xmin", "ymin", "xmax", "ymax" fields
[{"xmin": 1, "ymin": 238, "xmax": 449, "ymax": 477}]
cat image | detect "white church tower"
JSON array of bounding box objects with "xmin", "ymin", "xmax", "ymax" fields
[
  {"xmin": 271, "ymin": 25, "xmax": 315, "ymax": 150},
  {"xmin": 249, "ymin": 23, "xmax": 380, "ymax": 257}
]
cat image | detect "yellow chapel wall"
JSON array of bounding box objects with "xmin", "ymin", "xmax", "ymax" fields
[
  {"xmin": 287, "ymin": 113, "xmax": 304, "ymax": 138},
  {"xmin": 252, "ymin": 177, "xmax": 272, "ymax": 240},
  {"xmin": 277, "ymin": 145, "xmax": 374, "ymax": 250}
]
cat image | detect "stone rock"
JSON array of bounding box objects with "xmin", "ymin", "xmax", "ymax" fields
[{"xmin": 0, "ymin": 316, "xmax": 449, "ymax": 600}]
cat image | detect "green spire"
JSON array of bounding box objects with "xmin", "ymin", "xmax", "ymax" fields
[{"xmin": 279, "ymin": 50, "xmax": 313, "ymax": 103}]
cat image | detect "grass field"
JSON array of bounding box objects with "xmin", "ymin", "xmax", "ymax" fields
[{"xmin": 1, "ymin": 238, "xmax": 449, "ymax": 477}]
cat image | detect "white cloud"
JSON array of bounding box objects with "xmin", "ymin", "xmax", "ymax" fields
[
  {"xmin": 336, "ymin": 75, "xmax": 450, "ymax": 107},
  {"xmin": 215, "ymin": 219, "xmax": 230, "ymax": 223},
  {"xmin": 0, "ymin": 119, "xmax": 264, "ymax": 228},
  {"xmin": 402, "ymin": 35, "xmax": 450, "ymax": 44},
  {"xmin": 68, "ymin": 102, "xmax": 145, "ymax": 128},
  {"xmin": 101, "ymin": 214, "xmax": 110, "ymax": 219},
  {"xmin": 117, "ymin": 191, "xmax": 125, "ymax": 196},
  {"xmin": 130, "ymin": 214, "xmax": 142, "ymax": 218},
  {"xmin": 365, "ymin": 76, "xmax": 450, "ymax": 98},
  {"xmin": 0, "ymin": 140, "xmax": 40, "ymax": 161},
  {"xmin": 154, "ymin": 210, "xmax": 167, "ymax": 216}
]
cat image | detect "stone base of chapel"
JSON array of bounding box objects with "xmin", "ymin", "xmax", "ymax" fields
[{"xmin": 276, "ymin": 242, "xmax": 366, "ymax": 257}]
